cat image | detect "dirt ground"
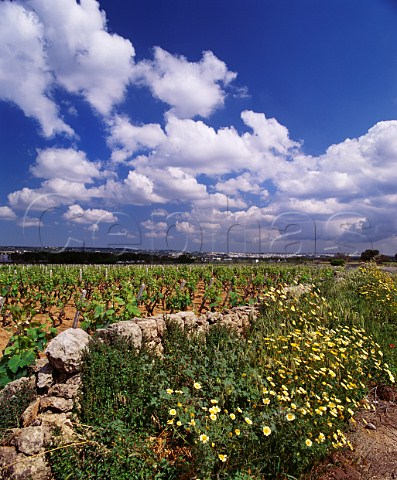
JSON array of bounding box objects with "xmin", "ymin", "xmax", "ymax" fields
[
  {"xmin": 0, "ymin": 306, "xmax": 77, "ymax": 356},
  {"xmin": 308, "ymin": 385, "xmax": 397, "ymax": 480},
  {"xmin": 0, "ymin": 327, "xmax": 10, "ymax": 356}
]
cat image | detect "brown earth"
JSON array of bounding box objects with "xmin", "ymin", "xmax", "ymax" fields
[
  {"xmin": 308, "ymin": 386, "xmax": 397, "ymax": 480},
  {"xmin": 0, "ymin": 327, "xmax": 10, "ymax": 356}
]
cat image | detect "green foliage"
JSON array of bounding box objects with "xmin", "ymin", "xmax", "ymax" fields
[
  {"xmin": 329, "ymin": 258, "xmax": 345, "ymax": 266},
  {"xmin": 314, "ymin": 264, "xmax": 397, "ymax": 379},
  {"xmin": 360, "ymin": 249, "xmax": 379, "ymax": 262},
  {"xmin": 78, "ymin": 337, "xmax": 163, "ymax": 430},
  {"xmin": 334, "ymin": 265, "xmax": 397, "ymax": 378},
  {"xmin": 0, "ymin": 323, "xmax": 56, "ymax": 387},
  {"xmin": 165, "ymin": 285, "xmax": 192, "ymax": 312},
  {"xmin": 0, "ymin": 379, "xmax": 36, "ymax": 442},
  {"xmin": 50, "ymin": 422, "xmax": 179, "ymax": 480},
  {"xmin": 49, "ymin": 335, "xmax": 186, "ymax": 478}
]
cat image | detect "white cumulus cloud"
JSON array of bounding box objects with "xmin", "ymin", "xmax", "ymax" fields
[
  {"xmin": 241, "ymin": 110, "xmax": 300, "ymax": 155},
  {"xmin": 0, "ymin": 0, "xmax": 135, "ymax": 136},
  {"xmin": 132, "ymin": 47, "xmax": 236, "ymax": 118},
  {"xmin": 30, "ymin": 148, "xmax": 101, "ymax": 183},
  {"xmin": 29, "ymin": 0, "xmax": 135, "ymax": 115},
  {"xmin": 107, "ymin": 115, "xmax": 166, "ymax": 163},
  {"xmin": 122, "ymin": 170, "xmax": 165, "ymax": 204},
  {"xmin": 141, "ymin": 219, "xmax": 168, "ymax": 238},
  {"xmin": 63, "ymin": 204, "xmax": 118, "ymax": 224},
  {"xmin": 131, "ymin": 115, "xmax": 253, "ymax": 175},
  {"xmin": 128, "ymin": 111, "xmax": 299, "ymax": 178},
  {"xmin": 0, "ymin": 206, "xmax": 16, "ymax": 220},
  {"xmin": 0, "ymin": 1, "xmax": 73, "ymax": 137},
  {"xmin": 274, "ymin": 120, "xmax": 397, "ymax": 202},
  {"xmin": 215, "ymin": 173, "xmax": 262, "ymax": 196}
]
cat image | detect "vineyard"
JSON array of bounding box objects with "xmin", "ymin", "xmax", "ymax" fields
[
  {"xmin": 1, "ymin": 263, "xmax": 397, "ymax": 479},
  {"xmin": 0, "ymin": 263, "xmax": 326, "ymax": 385},
  {"xmin": 0, "ymin": 263, "xmax": 324, "ymax": 324}
]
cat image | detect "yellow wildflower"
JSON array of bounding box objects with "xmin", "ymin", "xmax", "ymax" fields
[{"xmin": 209, "ymin": 406, "xmax": 221, "ymax": 414}]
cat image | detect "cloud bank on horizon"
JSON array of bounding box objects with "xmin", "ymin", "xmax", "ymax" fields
[{"xmin": 1, "ymin": 0, "xmax": 397, "ymax": 255}]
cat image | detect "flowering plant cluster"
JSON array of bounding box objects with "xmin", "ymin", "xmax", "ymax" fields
[
  {"xmin": 358, "ymin": 265, "xmax": 397, "ymax": 320},
  {"xmin": 48, "ymin": 265, "xmax": 397, "ymax": 480},
  {"xmin": 160, "ymin": 278, "xmax": 394, "ymax": 477},
  {"xmin": 353, "ymin": 264, "xmax": 397, "ymax": 376}
]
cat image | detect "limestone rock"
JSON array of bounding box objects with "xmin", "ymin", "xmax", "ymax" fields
[
  {"xmin": 178, "ymin": 311, "xmax": 198, "ymax": 321},
  {"xmin": 282, "ymin": 284, "xmax": 312, "ymax": 298},
  {"xmin": 0, "ymin": 445, "xmax": 17, "ymax": 467},
  {"xmin": 155, "ymin": 318, "xmax": 166, "ymax": 337},
  {"xmin": 65, "ymin": 373, "xmax": 82, "ymax": 387},
  {"xmin": 45, "ymin": 328, "xmax": 90, "ymax": 373},
  {"xmin": 184, "ymin": 315, "xmax": 209, "ymax": 333},
  {"xmin": 0, "ymin": 446, "xmax": 18, "ymax": 479},
  {"xmin": 38, "ymin": 412, "xmax": 76, "ymax": 445},
  {"xmin": 16, "ymin": 426, "xmax": 44, "ymax": 455},
  {"xmin": 165, "ymin": 313, "xmax": 184, "ymax": 329},
  {"xmin": 206, "ymin": 312, "xmax": 222, "ymax": 324},
  {"xmin": 48, "ymin": 380, "xmax": 79, "ymax": 399},
  {"xmin": 40, "ymin": 396, "xmax": 74, "ymax": 413},
  {"xmin": 99, "ymin": 321, "xmax": 142, "ymax": 349},
  {"xmin": 10, "ymin": 453, "xmax": 51, "ymax": 480},
  {"xmin": 135, "ymin": 319, "xmax": 159, "ymax": 342},
  {"xmin": 197, "ymin": 323, "xmax": 210, "ymax": 335},
  {"xmin": 36, "ymin": 361, "xmax": 54, "ymax": 390},
  {"xmin": 31, "ymin": 358, "xmax": 48, "ymax": 373},
  {"xmin": 21, "ymin": 398, "xmax": 40, "ymax": 428}
]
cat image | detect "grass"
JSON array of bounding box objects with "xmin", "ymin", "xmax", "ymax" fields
[
  {"xmin": 0, "ymin": 378, "xmax": 36, "ymax": 443},
  {"xmin": 48, "ymin": 264, "xmax": 397, "ymax": 479}
]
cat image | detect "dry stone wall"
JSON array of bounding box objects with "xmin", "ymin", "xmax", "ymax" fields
[{"xmin": 0, "ymin": 305, "xmax": 259, "ymax": 479}]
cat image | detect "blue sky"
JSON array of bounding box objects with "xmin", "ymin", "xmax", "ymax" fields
[{"xmin": 1, "ymin": 0, "xmax": 397, "ymax": 254}]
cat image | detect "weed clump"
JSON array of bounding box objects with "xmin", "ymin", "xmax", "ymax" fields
[{"xmin": 0, "ymin": 378, "xmax": 36, "ymax": 442}]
